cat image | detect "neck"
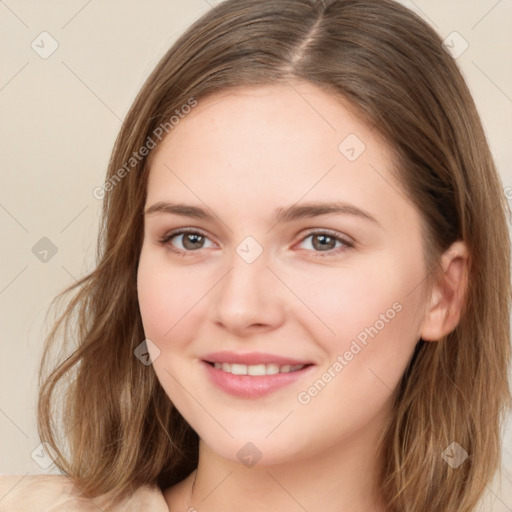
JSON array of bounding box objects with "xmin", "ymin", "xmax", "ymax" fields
[{"xmin": 177, "ymin": 411, "xmax": 389, "ymax": 512}]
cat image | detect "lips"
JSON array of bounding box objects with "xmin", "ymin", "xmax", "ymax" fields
[
  {"xmin": 201, "ymin": 351, "xmax": 315, "ymax": 398},
  {"xmin": 202, "ymin": 351, "xmax": 312, "ymax": 366}
]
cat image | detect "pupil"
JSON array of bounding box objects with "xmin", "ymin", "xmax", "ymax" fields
[
  {"xmin": 184, "ymin": 233, "xmax": 203, "ymax": 250},
  {"xmin": 314, "ymin": 234, "xmax": 334, "ymax": 251}
]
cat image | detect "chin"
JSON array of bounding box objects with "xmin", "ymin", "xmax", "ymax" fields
[{"xmin": 196, "ymin": 424, "xmax": 319, "ymax": 468}]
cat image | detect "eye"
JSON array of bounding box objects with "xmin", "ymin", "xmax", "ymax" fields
[
  {"xmin": 158, "ymin": 228, "xmax": 215, "ymax": 253},
  {"xmin": 296, "ymin": 230, "xmax": 354, "ymax": 257},
  {"xmin": 158, "ymin": 228, "xmax": 354, "ymax": 258}
]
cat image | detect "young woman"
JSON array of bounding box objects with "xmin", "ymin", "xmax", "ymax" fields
[{"xmin": 1, "ymin": 0, "xmax": 510, "ymax": 511}]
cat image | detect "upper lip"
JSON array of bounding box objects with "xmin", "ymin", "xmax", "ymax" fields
[{"xmin": 202, "ymin": 351, "xmax": 313, "ymax": 366}]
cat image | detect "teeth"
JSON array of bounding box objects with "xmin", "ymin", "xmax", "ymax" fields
[
  {"xmin": 231, "ymin": 363, "xmax": 247, "ymax": 375},
  {"xmin": 265, "ymin": 363, "xmax": 280, "ymax": 375},
  {"xmin": 212, "ymin": 362, "xmax": 306, "ymax": 375},
  {"xmin": 248, "ymin": 364, "xmax": 266, "ymax": 376}
]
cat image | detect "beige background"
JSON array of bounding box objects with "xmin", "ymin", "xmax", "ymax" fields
[{"xmin": 0, "ymin": 0, "xmax": 511, "ymax": 510}]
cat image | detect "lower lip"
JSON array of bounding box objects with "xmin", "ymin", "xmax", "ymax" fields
[{"xmin": 202, "ymin": 361, "xmax": 314, "ymax": 398}]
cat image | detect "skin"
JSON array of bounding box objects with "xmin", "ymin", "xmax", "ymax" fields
[{"xmin": 136, "ymin": 82, "xmax": 468, "ymax": 512}]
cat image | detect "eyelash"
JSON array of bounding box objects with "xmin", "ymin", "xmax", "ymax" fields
[{"xmin": 157, "ymin": 227, "xmax": 354, "ymax": 258}]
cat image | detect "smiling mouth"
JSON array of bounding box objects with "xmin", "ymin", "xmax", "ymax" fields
[
  {"xmin": 202, "ymin": 357, "xmax": 315, "ymax": 398},
  {"xmin": 205, "ymin": 362, "xmax": 311, "ymax": 376}
]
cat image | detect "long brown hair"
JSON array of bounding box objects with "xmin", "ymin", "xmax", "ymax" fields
[{"xmin": 37, "ymin": 1, "xmax": 511, "ymax": 510}]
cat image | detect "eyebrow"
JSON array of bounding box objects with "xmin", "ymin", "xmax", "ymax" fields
[{"xmin": 144, "ymin": 201, "xmax": 380, "ymax": 226}]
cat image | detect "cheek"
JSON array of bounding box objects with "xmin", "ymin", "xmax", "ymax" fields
[
  {"xmin": 287, "ymin": 252, "xmax": 422, "ymax": 344},
  {"xmin": 288, "ymin": 268, "xmax": 423, "ymax": 448},
  {"xmin": 136, "ymin": 249, "xmax": 213, "ymax": 347},
  {"xmin": 137, "ymin": 264, "xmax": 176, "ymax": 341},
  {"xmin": 285, "ymin": 253, "xmax": 426, "ymax": 407}
]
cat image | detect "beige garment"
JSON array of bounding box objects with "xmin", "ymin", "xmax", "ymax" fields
[{"xmin": 0, "ymin": 474, "xmax": 170, "ymax": 512}]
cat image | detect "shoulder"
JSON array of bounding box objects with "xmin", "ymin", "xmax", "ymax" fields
[
  {"xmin": 0, "ymin": 474, "xmax": 95, "ymax": 511},
  {"xmin": 0, "ymin": 474, "xmax": 169, "ymax": 512}
]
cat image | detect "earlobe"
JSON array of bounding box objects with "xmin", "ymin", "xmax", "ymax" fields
[{"xmin": 420, "ymin": 240, "xmax": 469, "ymax": 342}]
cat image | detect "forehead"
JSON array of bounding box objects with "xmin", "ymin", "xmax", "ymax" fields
[{"xmin": 146, "ymin": 82, "xmax": 416, "ymax": 230}]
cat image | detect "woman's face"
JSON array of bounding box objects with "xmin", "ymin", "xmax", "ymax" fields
[{"xmin": 137, "ymin": 82, "xmax": 431, "ymax": 466}]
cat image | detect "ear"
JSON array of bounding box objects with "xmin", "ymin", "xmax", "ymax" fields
[{"xmin": 420, "ymin": 240, "xmax": 469, "ymax": 342}]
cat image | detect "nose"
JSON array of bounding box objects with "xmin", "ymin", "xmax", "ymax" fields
[{"xmin": 209, "ymin": 245, "xmax": 286, "ymax": 337}]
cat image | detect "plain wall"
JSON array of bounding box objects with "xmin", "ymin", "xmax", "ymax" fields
[{"xmin": 0, "ymin": 0, "xmax": 511, "ymax": 509}]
